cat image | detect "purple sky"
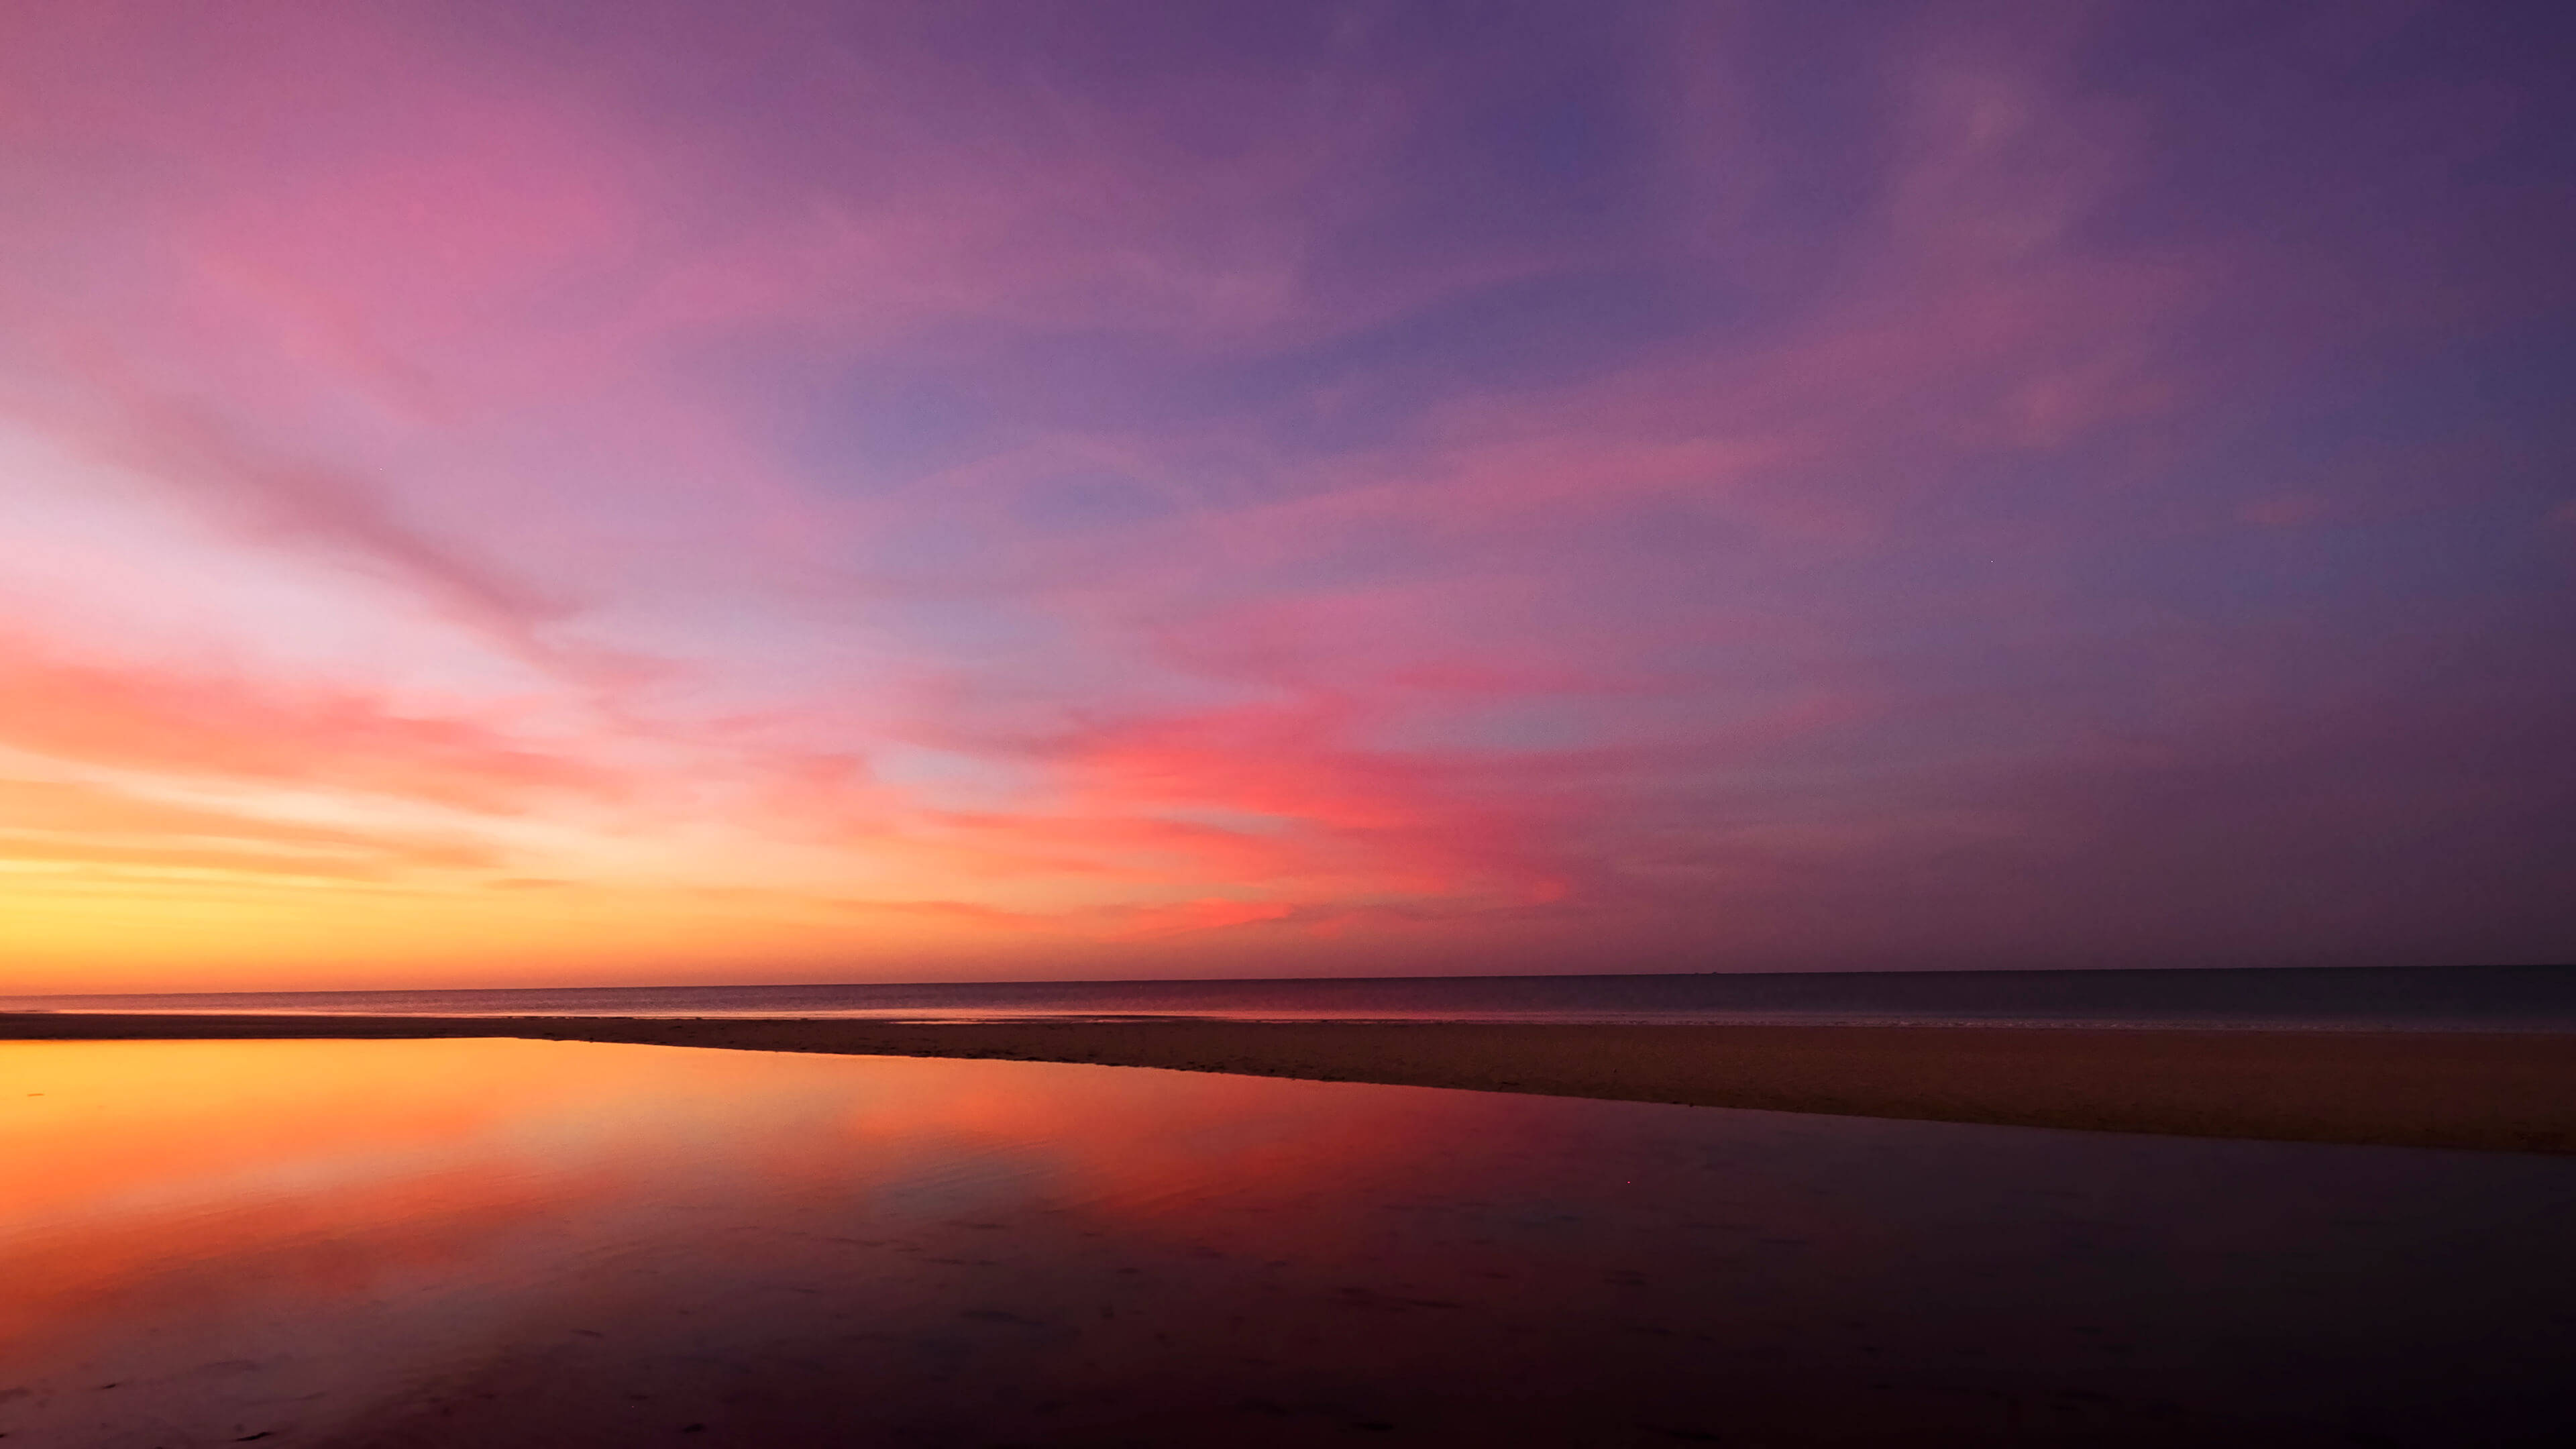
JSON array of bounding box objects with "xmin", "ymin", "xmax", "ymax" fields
[{"xmin": 2, "ymin": 1, "xmax": 2571, "ymax": 989}]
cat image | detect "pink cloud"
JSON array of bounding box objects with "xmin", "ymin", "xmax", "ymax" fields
[
  {"xmin": 1, "ymin": 1, "xmax": 2567, "ymax": 983},
  {"xmin": 0, "ymin": 634, "xmax": 614, "ymax": 814}
]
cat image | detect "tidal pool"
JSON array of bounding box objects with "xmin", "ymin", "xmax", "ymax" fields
[{"xmin": 3, "ymin": 1037, "xmax": 2570, "ymax": 1446}]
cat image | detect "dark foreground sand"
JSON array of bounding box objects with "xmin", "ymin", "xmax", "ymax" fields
[{"xmin": 5, "ymin": 1012, "xmax": 2570, "ymax": 1153}]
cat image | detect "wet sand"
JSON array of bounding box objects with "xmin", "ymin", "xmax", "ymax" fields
[{"xmin": 7, "ymin": 1012, "xmax": 2569, "ymax": 1152}]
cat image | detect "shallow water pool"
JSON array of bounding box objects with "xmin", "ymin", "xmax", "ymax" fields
[{"xmin": 2, "ymin": 1037, "xmax": 2569, "ymax": 1446}]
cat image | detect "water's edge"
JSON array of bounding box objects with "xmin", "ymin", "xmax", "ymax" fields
[{"xmin": 6, "ymin": 965, "xmax": 2573, "ymax": 1032}]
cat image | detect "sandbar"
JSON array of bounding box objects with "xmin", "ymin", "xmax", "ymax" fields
[{"xmin": 4, "ymin": 1013, "xmax": 2569, "ymax": 1154}]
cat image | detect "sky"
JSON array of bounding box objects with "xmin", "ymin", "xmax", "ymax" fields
[{"xmin": 1, "ymin": 0, "xmax": 2571, "ymax": 992}]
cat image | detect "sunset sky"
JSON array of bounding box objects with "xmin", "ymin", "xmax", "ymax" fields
[{"xmin": 3, "ymin": 1, "xmax": 2571, "ymax": 992}]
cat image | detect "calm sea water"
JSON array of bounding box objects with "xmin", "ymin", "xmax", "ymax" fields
[
  {"xmin": 7, "ymin": 964, "xmax": 2575, "ymax": 1030},
  {"xmin": 3, "ymin": 1037, "xmax": 2569, "ymax": 1446}
]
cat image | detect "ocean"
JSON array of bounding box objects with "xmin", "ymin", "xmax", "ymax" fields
[{"xmin": 7, "ymin": 963, "xmax": 2573, "ymax": 1030}]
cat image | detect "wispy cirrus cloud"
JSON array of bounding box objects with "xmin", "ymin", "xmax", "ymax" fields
[{"xmin": 1, "ymin": 1, "xmax": 2569, "ymax": 987}]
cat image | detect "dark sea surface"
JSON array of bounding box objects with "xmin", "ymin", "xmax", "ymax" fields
[
  {"xmin": 7, "ymin": 963, "xmax": 2575, "ymax": 1030},
  {"xmin": 3, "ymin": 1037, "xmax": 2570, "ymax": 1447}
]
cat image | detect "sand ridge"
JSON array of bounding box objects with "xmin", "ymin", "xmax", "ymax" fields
[{"xmin": 5, "ymin": 1014, "xmax": 2569, "ymax": 1154}]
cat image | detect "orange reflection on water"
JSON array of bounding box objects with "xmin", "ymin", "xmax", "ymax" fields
[
  {"xmin": 824, "ymin": 1061, "xmax": 1405, "ymax": 1212},
  {"xmin": 3, "ymin": 1041, "xmax": 663, "ymax": 1367},
  {"xmin": 15, "ymin": 1036, "xmax": 2570, "ymax": 1448},
  {"xmin": 0, "ymin": 1036, "xmax": 1468, "ymax": 1446}
]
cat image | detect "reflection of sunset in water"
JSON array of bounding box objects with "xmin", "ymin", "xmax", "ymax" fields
[
  {"xmin": 0, "ymin": 1039, "xmax": 1483, "ymax": 1446},
  {"xmin": 4, "ymin": 1039, "xmax": 2572, "ymax": 1447}
]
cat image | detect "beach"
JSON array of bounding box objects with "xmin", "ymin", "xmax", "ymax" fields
[
  {"xmin": 16, "ymin": 1034, "xmax": 2576, "ymax": 1445},
  {"xmin": 7, "ymin": 1013, "xmax": 2569, "ymax": 1154}
]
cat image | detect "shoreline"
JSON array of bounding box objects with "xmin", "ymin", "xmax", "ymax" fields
[{"xmin": 6, "ymin": 1012, "xmax": 2571, "ymax": 1154}]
